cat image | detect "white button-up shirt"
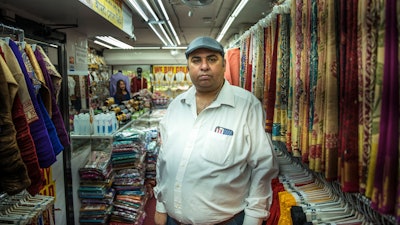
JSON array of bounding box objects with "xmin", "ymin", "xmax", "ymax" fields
[{"xmin": 154, "ymin": 80, "xmax": 279, "ymax": 225}]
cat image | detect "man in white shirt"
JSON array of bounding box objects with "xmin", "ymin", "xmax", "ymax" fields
[{"xmin": 154, "ymin": 36, "xmax": 279, "ymax": 225}]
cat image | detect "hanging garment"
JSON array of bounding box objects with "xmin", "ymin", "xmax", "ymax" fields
[
  {"xmin": 357, "ymin": 0, "xmax": 379, "ymax": 194},
  {"xmin": 338, "ymin": 0, "xmax": 359, "ymax": 192},
  {"xmin": 0, "ymin": 40, "xmax": 38, "ymax": 123},
  {"xmin": 0, "ymin": 53, "xmax": 31, "ymax": 195},
  {"xmin": 223, "ymin": 47, "xmax": 240, "ymax": 86},
  {"xmin": 34, "ymin": 45, "xmax": 70, "ymax": 149},
  {"xmin": 8, "ymin": 39, "xmax": 56, "ymax": 168},
  {"xmin": 371, "ymin": 0, "xmax": 399, "ymax": 215},
  {"xmin": 0, "ymin": 41, "xmax": 43, "ymax": 195},
  {"xmin": 25, "ymin": 43, "xmax": 63, "ymax": 156}
]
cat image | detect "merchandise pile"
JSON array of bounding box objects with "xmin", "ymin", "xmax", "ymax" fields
[
  {"xmin": 78, "ymin": 151, "xmax": 115, "ymax": 224},
  {"xmin": 109, "ymin": 129, "xmax": 148, "ymax": 225}
]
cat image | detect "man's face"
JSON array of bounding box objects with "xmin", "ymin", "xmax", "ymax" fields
[{"xmin": 187, "ymin": 48, "xmax": 225, "ymax": 92}]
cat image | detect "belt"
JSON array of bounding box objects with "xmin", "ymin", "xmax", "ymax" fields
[{"xmin": 170, "ymin": 211, "xmax": 243, "ymax": 225}]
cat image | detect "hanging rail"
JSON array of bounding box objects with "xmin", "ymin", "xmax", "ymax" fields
[{"xmin": 0, "ymin": 23, "xmax": 24, "ymax": 42}]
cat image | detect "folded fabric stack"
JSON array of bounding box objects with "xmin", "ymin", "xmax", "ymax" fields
[
  {"xmin": 110, "ymin": 129, "xmax": 148, "ymax": 225},
  {"xmin": 78, "ymin": 151, "xmax": 115, "ymax": 225}
]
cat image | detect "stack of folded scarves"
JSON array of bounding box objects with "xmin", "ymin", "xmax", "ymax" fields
[
  {"xmin": 110, "ymin": 129, "xmax": 147, "ymax": 225},
  {"xmin": 78, "ymin": 151, "xmax": 115, "ymax": 225}
]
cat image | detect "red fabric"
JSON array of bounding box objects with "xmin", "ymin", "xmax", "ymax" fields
[
  {"xmin": 338, "ymin": 0, "xmax": 359, "ymax": 192},
  {"xmin": 265, "ymin": 16, "xmax": 280, "ymax": 133},
  {"xmin": 265, "ymin": 178, "xmax": 284, "ymax": 225},
  {"xmin": 131, "ymin": 77, "xmax": 148, "ymax": 93},
  {"xmin": 12, "ymin": 95, "xmax": 44, "ymax": 195}
]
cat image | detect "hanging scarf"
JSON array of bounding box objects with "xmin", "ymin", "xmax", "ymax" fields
[
  {"xmin": 371, "ymin": 0, "xmax": 399, "ymax": 214},
  {"xmin": 338, "ymin": 0, "xmax": 359, "ymax": 192}
]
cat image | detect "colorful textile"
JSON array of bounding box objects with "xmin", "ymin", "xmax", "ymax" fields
[
  {"xmin": 338, "ymin": 0, "xmax": 359, "ymax": 192},
  {"xmin": 34, "ymin": 46, "xmax": 70, "ymax": 149},
  {"xmin": 8, "ymin": 40, "xmax": 56, "ymax": 168},
  {"xmin": 371, "ymin": 0, "xmax": 399, "ymax": 214}
]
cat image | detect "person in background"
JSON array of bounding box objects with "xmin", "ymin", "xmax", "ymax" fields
[
  {"xmin": 113, "ymin": 79, "xmax": 130, "ymax": 105},
  {"xmin": 131, "ymin": 67, "xmax": 148, "ymax": 93},
  {"xmin": 110, "ymin": 70, "xmax": 130, "ymax": 96},
  {"xmin": 153, "ymin": 36, "xmax": 279, "ymax": 225}
]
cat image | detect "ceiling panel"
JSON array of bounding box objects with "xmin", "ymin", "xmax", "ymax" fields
[{"xmin": 0, "ymin": 0, "xmax": 275, "ymax": 49}]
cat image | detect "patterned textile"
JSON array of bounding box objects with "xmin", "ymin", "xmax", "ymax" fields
[
  {"xmin": 25, "ymin": 44, "xmax": 63, "ymax": 156},
  {"xmin": 290, "ymin": 0, "xmax": 305, "ymax": 158},
  {"xmin": 0, "ymin": 40, "xmax": 38, "ymax": 124},
  {"xmin": 0, "ymin": 43, "xmax": 43, "ymax": 195},
  {"xmin": 337, "ymin": 0, "xmax": 359, "ymax": 192},
  {"xmin": 239, "ymin": 38, "xmax": 248, "ymax": 88},
  {"xmin": 254, "ymin": 27, "xmax": 265, "ymax": 100},
  {"xmin": 24, "ymin": 44, "xmax": 52, "ymax": 117},
  {"xmin": 272, "ymin": 14, "xmax": 290, "ymax": 144},
  {"xmin": 323, "ymin": 0, "xmax": 339, "ymax": 181},
  {"xmin": 308, "ymin": 0, "xmax": 319, "ymax": 171},
  {"xmin": 34, "ymin": 46, "xmax": 70, "ymax": 149},
  {"xmin": 264, "ymin": 26, "xmax": 274, "ymax": 133},
  {"xmin": 371, "ymin": 0, "xmax": 399, "ymax": 214},
  {"xmin": 299, "ymin": 0, "xmax": 310, "ymax": 164},
  {"xmin": 357, "ymin": 0, "xmax": 379, "ymax": 194},
  {"xmin": 0, "ymin": 53, "xmax": 31, "ymax": 195},
  {"xmin": 245, "ymin": 36, "xmax": 253, "ymax": 92},
  {"xmin": 8, "ymin": 40, "xmax": 56, "ymax": 168},
  {"xmin": 266, "ymin": 17, "xmax": 280, "ymax": 137},
  {"xmin": 365, "ymin": 0, "xmax": 385, "ymax": 199}
]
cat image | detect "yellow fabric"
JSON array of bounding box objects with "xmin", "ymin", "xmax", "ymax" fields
[
  {"xmin": 24, "ymin": 43, "xmax": 52, "ymax": 117},
  {"xmin": 277, "ymin": 191, "xmax": 296, "ymax": 225}
]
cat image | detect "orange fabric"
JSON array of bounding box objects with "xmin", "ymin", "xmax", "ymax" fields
[{"xmin": 224, "ymin": 47, "xmax": 240, "ymax": 86}]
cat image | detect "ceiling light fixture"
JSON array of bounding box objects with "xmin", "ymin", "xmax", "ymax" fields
[
  {"xmin": 162, "ymin": 46, "xmax": 187, "ymax": 50},
  {"xmin": 94, "ymin": 40, "xmax": 113, "ymax": 49},
  {"xmin": 132, "ymin": 46, "xmax": 161, "ymax": 49},
  {"xmin": 126, "ymin": 0, "xmax": 179, "ymax": 47},
  {"xmin": 148, "ymin": 23, "xmax": 168, "ymax": 46},
  {"xmin": 216, "ymin": 0, "xmax": 249, "ymax": 42},
  {"xmin": 95, "ymin": 36, "xmax": 134, "ymax": 49},
  {"xmin": 127, "ymin": 0, "xmax": 149, "ymax": 21},
  {"xmin": 157, "ymin": 0, "xmax": 181, "ymax": 45}
]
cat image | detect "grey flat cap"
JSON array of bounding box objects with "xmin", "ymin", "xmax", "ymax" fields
[{"xmin": 185, "ymin": 36, "xmax": 224, "ymax": 59}]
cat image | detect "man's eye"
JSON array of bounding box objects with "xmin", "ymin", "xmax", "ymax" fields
[
  {"xmin": 191, "ymin": 58, "xmax": 201, "ymax": 64},
  {"xmin": 207, "ymin": 57, "xmax": 217, "ymax": 63}
]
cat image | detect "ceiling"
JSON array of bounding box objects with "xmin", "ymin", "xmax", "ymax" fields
[{"xmin": 0, "ymin": 0, "xmax": 276, "ymax": 50}]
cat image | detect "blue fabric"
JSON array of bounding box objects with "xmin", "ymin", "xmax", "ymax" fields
[{"xmin": 37, "ymin": 94, "xmax": 64, "ymax": 155}]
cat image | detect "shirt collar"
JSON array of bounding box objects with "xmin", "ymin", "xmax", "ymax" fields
[{"xmin": 180, "ymin": 80, "xmax": 235, "ymax": 107}]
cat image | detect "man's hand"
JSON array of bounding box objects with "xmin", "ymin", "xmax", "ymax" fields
[{"xmin": 154, "ymin": 211, "xmax": 167, "ymax": 225}]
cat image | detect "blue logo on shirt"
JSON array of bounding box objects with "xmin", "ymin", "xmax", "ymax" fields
[{"xmin": 214, "ymin": 126, "xmax": 234, "ymax": 136}]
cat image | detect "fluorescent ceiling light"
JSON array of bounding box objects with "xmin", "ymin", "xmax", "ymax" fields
[
  {"xmin": 232, "ymin": 0, "xmax": 249, "ymax": 17},
  {"xmin": 94, "ymin": 40, "xmax": 113, "ymax": 49},
  {"xmin": 127, "ymin": 0, "xmax": 148, "ymax": 21},
  {"xmin": 216, "ymin": 0, "xmax": 249, "ymax": 42},
  {"xmin": 132, "ymin": 46, "xmax": 160, "ymax": 49},
  {"xmin": 162, "ymin": 46, "xmax": 187, "ymax": 50},
  {"xmin": 158, "ymin": 24, "xmax": 174, "ymax": 46},
  {"xmin": 142, "ymin": 0, "xmax": 159, "ymax": 21},
  {"xmin": 95, "ymin": 36, "xmax": 134, "ymax": 49},
  {"xmin": 149, "ymin": 23, "xmax": 168, "ymax": 46},
  {"xmin": 157, "ymin": 0, "xmax": 181, "ymax": 45},
  {"xmin": 124, "ymin": 0, "xmax": 180, "ymax": 46}
]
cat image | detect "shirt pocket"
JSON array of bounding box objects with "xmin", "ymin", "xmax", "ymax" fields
[{"xmin": 200, "ymin": 131, "xmax": 233, "ymax": 165}]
